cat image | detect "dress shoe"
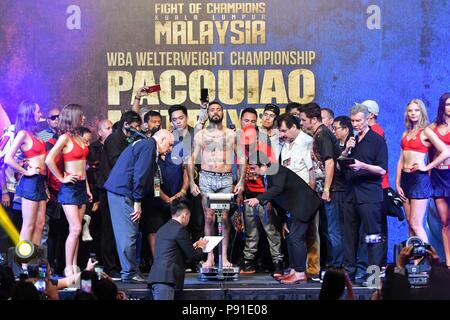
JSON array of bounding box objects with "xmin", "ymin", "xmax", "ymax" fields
[
  {"xmin": 275, "ymin": 271, "xmax": 294, "ymax": 281},
  {"xmin": 280, "ymin": 273, "xmax": 307, "ymax": 284}
]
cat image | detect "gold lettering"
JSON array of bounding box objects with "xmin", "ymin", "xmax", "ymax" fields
[
  {"xmin": 108, "ymin": 71, "xmax": 133, "ymax": 105},
  {"xmin": 155, "ymin": 21, "xmax": 172, "ymax": 45},
  {"xmin": 172, "ymin": 21, "xmax": 186, "ymax": 45},
  {"xmin": 199, "ymin": 21, "xmax": 213, "ymax": 44},
  {"xmin": 187, "ymin": 21, "xmax": 199, "ymax": 45},
  {"xmin": 160, "ymin": 70, "xmax": 187, "ymax": 105},
  {"xmin": 189, "ymin": 70, "xmax": 216, "ymax": 103},
  {"xmin": 230, "ymin": 21, "xmax": 245, "ymax": 44},
  {"xmin": 218, "ymin": 70, "xmax": 245, "ymax": 105},
  {"xmin": 260, "ymin": 70, "xmax": 288, "ymax": 104},
  {"xmin": 154, "ymin": 3, "xmax": 184, "ymax": 14},
  {"xmin": 247, "ymin": 70, "xmax": 260, "ymax": 104},
  {"xmin": 288, "ymin": 69, "xmax": 315, "ymax": 104},
  {"xmin": 215, "ymin": 21, "xmax": 230, "ymax": 44}
]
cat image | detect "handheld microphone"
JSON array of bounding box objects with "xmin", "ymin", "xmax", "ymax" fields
[
  {"xmin": 353, "ymin": 129, "xmax": 359, "ymax": 143},
  {"xmin": 348, "ymin": 130, "xmax": 359, "ymax": 155}
]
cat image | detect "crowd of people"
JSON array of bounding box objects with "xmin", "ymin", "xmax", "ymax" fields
[{"xmin": 0, "ymin": 88, "xmax": 449, "ymax": 300}]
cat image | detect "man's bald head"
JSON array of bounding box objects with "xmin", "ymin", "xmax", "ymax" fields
[
  {"xmin": 98, "ymin": 119, "xmax": 113, "ymax": 142},
  {"xmin": 153, "ymin": 129, "xmax": 174, "ymax": 155}
]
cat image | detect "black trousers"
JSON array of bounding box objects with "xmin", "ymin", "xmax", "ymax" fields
[
  {"xmin": 99, "ymin": 190, "xmax": 121, "ymax": 274},
  {"xmin": 187, "ymin": 193, "xmax": 204, "ymax": 240},
  {"xmin": 343, "ymin": 201, "xmax": 385, "ymax": 277},
  {"xmin": 286, "ymin": 218, "xmax": 309, "ymax": 273}
]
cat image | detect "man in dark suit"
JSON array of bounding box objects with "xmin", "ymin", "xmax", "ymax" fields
[
  {"xmin": 245, "ymin": 161, "xmax": 322, "ymax": 284},
  {"xmin": 148, "ymin": 201, "xmax": 208, "ymax": 300}
]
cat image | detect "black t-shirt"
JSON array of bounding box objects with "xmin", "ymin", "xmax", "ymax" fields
[
  {"xmin": 344, "ymin": 128, "xmax": 388, "ymax": 204},
  {"xmin": 313, "ymin": 124, "xmax": 341, "ymax": 190},
  {"xmin": 332, "ymin": 141, "xmax": 349, "ymax": 192}
]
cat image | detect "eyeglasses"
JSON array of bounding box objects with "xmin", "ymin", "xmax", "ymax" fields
[
  {"xmin": 48, "ymin": 115, "xmax": 59, "ymax": 121},
  {"xmin": 332, "ymin": 126, "xmax": 344, "ymax": 131}
]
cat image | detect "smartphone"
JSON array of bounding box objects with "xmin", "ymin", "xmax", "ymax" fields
[
  {"xmin": 144, "ymin": 84, "xmax": 161, "ymax": 94},
  {"xmin": 38, "ymin": 264, "xmax": 47, "ymax": 279},
  {"xmin": 94, "ymin": 265, "xmax": 104, "ymax": 280},
  {"xmin": 200, "ymin": 88, "xmax": 209, "ymax": 103},
  {"xmin": 81, "ymin": 279, "xmax": 92, "ymax": 293}
]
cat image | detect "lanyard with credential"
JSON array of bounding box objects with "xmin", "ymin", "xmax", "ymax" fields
[{"xmin": 154, "ymin": 153, "xmax": 162, "ymax": 197}]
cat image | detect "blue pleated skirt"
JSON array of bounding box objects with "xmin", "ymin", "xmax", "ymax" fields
[
  {"xmin": 58, "ymin": 180, "xmax": 88, "ymax": 205},
  {"xmin": 400, "ymin": 171, "xmax": 433, "ymax": 199},
  {"xmin": 430, "ymin": 168, "xmax": 450, "ymax": 198},
  {"xmin": 16, "ymin": 174, "xmax": 47, "ymax": 201}
]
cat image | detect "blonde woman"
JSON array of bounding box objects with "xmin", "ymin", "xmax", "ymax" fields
[{"xmin": 396, "ymin": 99, "xmax": 450, "ymax": 243}]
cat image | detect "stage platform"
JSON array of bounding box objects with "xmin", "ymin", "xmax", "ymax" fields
[{"xmin": 79, "ymin": 273, "xmax": 377, "ymax": 300}]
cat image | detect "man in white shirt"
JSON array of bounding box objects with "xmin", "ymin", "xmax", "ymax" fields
[{"xmin": 277, "ymin": 113, "xmax": 320, "ymax": 281}]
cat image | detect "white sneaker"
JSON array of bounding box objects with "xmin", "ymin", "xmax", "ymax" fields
[{"xmin": 82, "ymin": 215, "xmax": 93, "ymax": 242}]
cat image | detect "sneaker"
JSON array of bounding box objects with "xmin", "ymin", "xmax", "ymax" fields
[
  {"xmin": 273, "ymin": 261, "xmax": 284, "ymax": 278},
  {"xmin": 240, "ymin": 260, "xmax": 256, "ymax": 274},
  {"xmin": 308, "ymin": 274, "xmax": 321, "ymax": 282},
  {"xmin": 108, "ymin": 270, "xmax": 122, "ymax": 281},
  {"xmin": 81, "ymin": 215, "xmax": 93, "ymax": 242},
  {"xmin": 122, "ymin": 275, "xmax": 146, "ymax": 283}
]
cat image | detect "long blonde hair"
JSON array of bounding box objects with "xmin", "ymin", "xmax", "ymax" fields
[{"xmin": 404, "ymin": 99, "xmax": 429, "ymax": 130}]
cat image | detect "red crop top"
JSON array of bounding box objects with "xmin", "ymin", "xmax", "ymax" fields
[
  {"xmin": 63, "ymin": 134, "xmax": 89, "ymax": 162},
  {"xmin": 401, "ymin": 129, "xmax": 428, "ymax": 153},
  {"xmin": 434, "ymin": 126, "xmax": 450, "ymax": 145},
  {"xmin": 23, "ymin": 131, "xmax": 46, "ymax": 158}
]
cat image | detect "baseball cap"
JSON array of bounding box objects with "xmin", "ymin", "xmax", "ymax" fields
[
  {"xmin": 263, "ymin": 104, "xmax": 280, "ymax": 118},
  {"xmin": 360, "ymin": 100, "xmax": 379, "ymax": 116}
]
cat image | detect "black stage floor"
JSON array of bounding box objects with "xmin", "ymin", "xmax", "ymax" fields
[{"xmin": 98, "ymin": 273, "xmax": 376, "ymax": 300}]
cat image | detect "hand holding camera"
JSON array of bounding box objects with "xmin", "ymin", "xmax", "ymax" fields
[
  {"xmin": 86, "ymin": 254, "xmax": 99, "ymax": 271},
  {"xmin": 397, "ymin": 237, "xmax": 433, "ymax": 268},
  {"xmin": 397, "ymin": 245, "xmax": 414, "ymax": 268}
]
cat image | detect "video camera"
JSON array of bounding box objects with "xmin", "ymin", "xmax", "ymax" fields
[
  {"xmin": 405, "ymin": 236, "xmax": 431, "ymax": 259},
  {"xmin": 394, "ymin": 237, "xmax": 432, "ymax": 286}
]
